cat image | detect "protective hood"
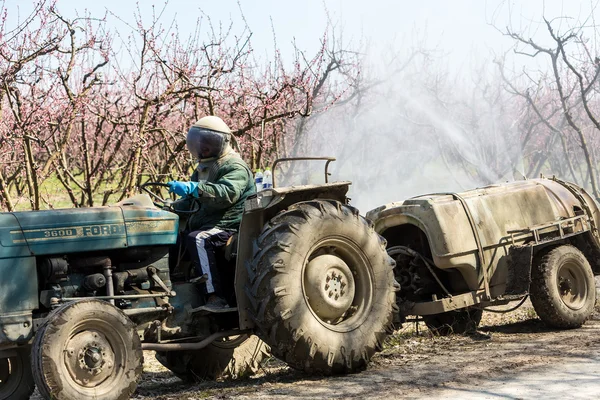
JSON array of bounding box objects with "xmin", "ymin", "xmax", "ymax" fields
[{"xmin": 186, "ymin": 126, "xmax": 231, "ymax": 162}]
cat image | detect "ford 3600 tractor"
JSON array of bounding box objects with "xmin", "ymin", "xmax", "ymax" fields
[{"xmin": 0, "ymin": 158, "xmax": 397, "ymax": 400}]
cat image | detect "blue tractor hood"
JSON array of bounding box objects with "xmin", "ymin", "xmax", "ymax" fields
[{"xmin": 0, "ymin": 195, "xmax": 179, "ymax": 260}]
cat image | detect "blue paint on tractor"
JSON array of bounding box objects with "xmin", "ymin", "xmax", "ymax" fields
[{"xmin": 1, "ymin": 206, "xmax": 178, "ymax": 258}]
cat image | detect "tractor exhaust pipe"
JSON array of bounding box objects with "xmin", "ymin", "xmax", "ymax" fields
[{"xmin": 141, "ymin": 329, "xmax": 251, "ymax": 351}]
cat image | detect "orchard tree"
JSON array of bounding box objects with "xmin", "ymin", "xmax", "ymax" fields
[
  {"xmin": 499, "ymin": 15, "xmax": 600, "ymax": 197},
  {"xmin": 0, "ymin": 1, "xmax": 364, "ymax": 210}
]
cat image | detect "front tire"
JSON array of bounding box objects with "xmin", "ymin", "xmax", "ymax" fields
[
  {"xmin": 530, "ymin": 245, "xmax": 596, "ymax": 328},
  {"xmin": 31, "ymin": 299, "xmax": 143, "ymax": 400},
  {"xmin": 155, "ymin": 334, "xmax": 269, "ymax": 381},
  {"xmin": 247, "ymin": 200, "xmax": 397, "ymax": 374},
  {"xmin": 0, "ymin": 347, "xmax": 34, "ymax": 400}
]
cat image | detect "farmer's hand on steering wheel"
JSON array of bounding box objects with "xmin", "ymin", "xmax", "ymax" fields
[
  {"xmin": 167, "ymin": 181, "xmax": 199, "ymax": 197},
  {"xmin": 139, "ymin": 181, "xmax": 200, "ymax": 214}
]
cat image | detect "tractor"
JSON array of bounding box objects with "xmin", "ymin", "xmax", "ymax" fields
[{"xmin": 0, "ymin": 157, "xmax": 397, "ymax": 400}]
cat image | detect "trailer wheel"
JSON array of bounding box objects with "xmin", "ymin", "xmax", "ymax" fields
[
  {"xmin": 31, "ymin": 299, "xmax": 143, "ymax": 400},
  {"xmin": 247, "ymin": 200, "xmax": 397, "ymax": 374},
  {"xmin": 530, "ymin": 245, "xmax": 596, "ymax": 328},
  {"xmin": 155, "ymin": 334, "xmax": 269, "ymax": 381},
  {"xmin": 0, "ymin": 347, "xmax": 34, "ymax": 400},
  {"xmin": 423, "ymin": 308, "xmax": 483, "ymax": 335}
]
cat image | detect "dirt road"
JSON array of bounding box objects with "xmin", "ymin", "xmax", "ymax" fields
[{"xmin": 129, "ymin": 301, "xmax": 600, "ymax": 399}]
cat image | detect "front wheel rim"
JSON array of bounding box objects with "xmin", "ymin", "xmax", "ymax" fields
[
  {"xmin": 557, "ymin": 261, "xmax": 588, "ymax": 310},
  {"xmin": 59, "ymin": 319, "xmax": 127, "ymax": 394}
]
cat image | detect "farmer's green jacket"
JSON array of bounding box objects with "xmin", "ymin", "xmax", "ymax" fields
[{"xmin": 187, "ymin": 150, "xmax": 255, "ymax": 231}]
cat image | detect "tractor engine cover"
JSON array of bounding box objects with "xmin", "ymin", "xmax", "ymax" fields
[{"xmin": 0, "ymin": 195, "xmax": 179, "ymax": 345}]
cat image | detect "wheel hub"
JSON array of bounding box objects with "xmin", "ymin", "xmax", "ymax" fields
[
  {"xmin": 64, "ymin": 330, "xmax": 115, "ymax": 387},
  {"xmin": 304, "ymin": 254, "xmax": 356, "ymax": 322},
  {"xmin": 558, "ymin": 262, "xmax": 587, "ymax": 310},
  {"xmin": 83, "ymin": 347, "xmax": 103, "ymax": 369}
]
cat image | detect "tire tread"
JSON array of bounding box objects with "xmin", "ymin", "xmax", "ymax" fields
[
  {"xmin": 246, "ymin": 200, "xmax": 396, "ymax": 374},
  {"xmin": 530, "ymin": 244, "xmax": 595, "ymax": 328}
]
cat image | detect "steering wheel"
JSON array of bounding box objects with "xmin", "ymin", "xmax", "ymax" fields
[{"xmin": 139, "ymin": 182, "xmax": 200, "ymax": 214}]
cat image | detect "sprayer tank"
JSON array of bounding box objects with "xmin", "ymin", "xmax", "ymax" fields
[{"xmin": 368, "ymin": 178, "xmax": 600, "ymax": 293}]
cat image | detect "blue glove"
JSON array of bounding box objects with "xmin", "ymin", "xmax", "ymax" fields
[{"xmin": 167, "ymin": 181, "xmax": 200, "ymax": 197}]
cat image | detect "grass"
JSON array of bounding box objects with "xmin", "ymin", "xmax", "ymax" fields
[
  {"xmin": 8, "ymin": 169, "xmax": 189, "ymax": 211},
  {"xmin": 9, "ymin": 173, "xmax": 122, "ymax": 210}
]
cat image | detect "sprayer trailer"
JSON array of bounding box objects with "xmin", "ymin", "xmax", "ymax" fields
[
  {"xmin": 0, "ymin": 157, "xmax": 397, "ymax": 400},
  {"xmin": 367, "ymin": 177, "xmax": 600, "ymax": 334}
]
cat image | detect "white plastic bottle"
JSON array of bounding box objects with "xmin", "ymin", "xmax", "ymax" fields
[
  {"xmin": 263, "ymin": 167, "xmax": 273, "ymax": 189},
  {"xmin": 254, "ymin": 169, "xmax": 263, "ymax": 192}
]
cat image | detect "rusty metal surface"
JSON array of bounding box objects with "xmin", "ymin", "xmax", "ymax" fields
[
  {"xmin": 0, "ymin": 312, "xmax": 33, "ymax": 344},
  {"xmin": 0, "ymin": 256, "xmax": 37, "ymax": 345},
  {"xmin": 409, "ymin": 289, "xmax": 488, "ymax": 315},
  {"xmin": 244, "ymin": 181, "xmax": 352, "ymax": 212},
  {"xmin": 141, "ymin": 329, "xmax": 251, "ymax": 351},
  {"xmin": 504, "ymin": 245, "xmax": 533, "ymax": 296}
]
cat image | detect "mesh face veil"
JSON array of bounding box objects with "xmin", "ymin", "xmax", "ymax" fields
[
  {"xmin": 186, "ymin": 126, "xmax": 227, "ymax": 161},
  {"xmin": 186, "ymin": 116, "xmax": 232, "ymax": 161}
]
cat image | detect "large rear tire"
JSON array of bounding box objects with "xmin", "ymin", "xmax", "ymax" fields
[
  {"xmin": 530, "ymin": 245, "xmax": 596, "ymax": 328},
  {"xmin": 0, "ymin": 347, "xmax": 34, "ymax": 400},
  {"xmin": 155, "ymin": 334, "xmax": 269, "ymax": 381},
  {"xmin": 31, "ymin": 299, "xmax": 143, "ymax": 400},
  {"xmin": 247, "ymin": 200, "xmax": 397, "ymax": 374}
]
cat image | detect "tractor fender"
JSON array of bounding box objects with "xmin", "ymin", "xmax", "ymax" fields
[{"xmin": 235, "ymin": 182, "xmax": 350, "ymax": 330}]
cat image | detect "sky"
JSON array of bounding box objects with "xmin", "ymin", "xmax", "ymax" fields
[
  {"xmin": 8, "ymin": 0, "xmax": 598, "ymax": 92},
  {"xmin": 8, "ymin": 0, "xmax": 599, "ymax": 69}
]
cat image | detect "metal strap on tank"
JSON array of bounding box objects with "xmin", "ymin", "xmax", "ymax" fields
[{"xmin": 427, "ymin": 193, "xmax": 491, "ymax": 300}]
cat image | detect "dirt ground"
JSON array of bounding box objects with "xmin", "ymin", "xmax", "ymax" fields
[{"xmin": 124, "ymin": 299, "xmax": 600, "ymax": 400}]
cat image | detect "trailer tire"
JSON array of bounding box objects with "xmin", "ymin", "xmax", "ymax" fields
[
  {"xmin": 0, "ymin": 346, "xmax": 34, "ymax": 400},
  {"xmin": 247, "ymin": 200, "xmax": 397, "ymax": 374},
  {"xmin": 530, "ymin": 245, "xmax": 595, "ymax": 328},
  {"xmin": 423, "ymin": 308, "xmax": 483, "ymax": 335},
  {"xmin": 31, "ymin": 299, "xmax": 143, "ymax": 400},
  {"xmin": 155, "ymin": 334, "xmax": 269, "ymax": 381}
]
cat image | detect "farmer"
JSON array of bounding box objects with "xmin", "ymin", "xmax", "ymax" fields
[{"xmin": 167, "ymin": 116, "xmax": 255, "ymax": 310}]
